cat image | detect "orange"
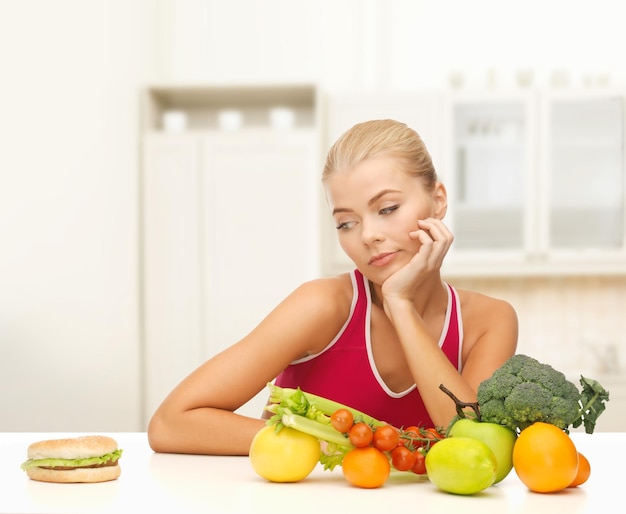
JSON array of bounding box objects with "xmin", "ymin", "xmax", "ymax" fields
[
  {"xmin": 341, "ymin": 447, "xmax": 390, "ymax": 488},
  {"xmin": 568, "ymin": 452, "xmax": 591, "ymax": 487},
  {"xmin": 512, "ymin": 422, "xmax": 579, "ymax": 493}
]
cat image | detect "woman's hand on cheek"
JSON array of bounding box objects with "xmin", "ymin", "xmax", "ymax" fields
[
  {"xmin": 411, "ymin": 218, "xmax": 454, "ymax": 271},
  {"xmin": 381, "ymin": 218, "xmax": 453, "ymax": 301}
]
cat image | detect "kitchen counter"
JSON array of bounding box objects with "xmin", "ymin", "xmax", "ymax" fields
[{"xmin": 1, "ymin": 431, "xmax": 622, "ymax": 514}]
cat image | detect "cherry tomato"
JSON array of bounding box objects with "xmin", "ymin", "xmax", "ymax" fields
[
  {"xmin": 391, "ymin": 445, "xmax": 417, "ymax": 471},
  {"xmin": 404, "ymin": 426, "xmax": 420, "ymax": 438},
  {"xmin": 399, "ymin": 425, "xmax": 420, "ymax": 448},
  {"xmin": 411, "ymin": 427, "xmax": 443, "ymax": 449},
  {"xmin": 349, "ymin": 422, "xmax": 374, "ymax": 448},
  {"xmin": 411, "ymin": 450, "xmax": 427, "ymax": 475},
  {"xmin": 424, "ymin": 427, "xmax": 444, "ymax": 447},
  {"xmin": 330, "ymin": 408, "xmax": 354, "ymax": 433},
  {"xmin": 373, "ymin": 425, "xmax": 400, "ymax": 452},
  {"xmin": 426, "ymin": 427, "xmax": 444, "ymax": 439}
]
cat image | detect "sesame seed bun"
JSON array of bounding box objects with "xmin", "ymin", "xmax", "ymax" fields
[{"xmin": 24, "ymin": 435, "xmax": 121, "ymax": 483}]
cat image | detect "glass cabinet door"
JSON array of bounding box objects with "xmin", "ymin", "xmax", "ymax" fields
[
  {"xmin": 451, "ymin": 100, "xmax": 529, "ymax": 250},
  {"xmin": 545, "ymin": 96, "xmax": 624, "ymax": 250}
]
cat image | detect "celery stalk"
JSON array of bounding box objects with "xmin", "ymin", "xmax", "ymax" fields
[
  {"xmin": 281, "ymin": 409, "xmax": 354, "ymax": 449},
  {"xmin": 265, "ymin": 384, "xmax": 383, "ymax": 471},
  {"xmin": 267, "ymin": 383, "xmax": 384, "ymax": 427}
]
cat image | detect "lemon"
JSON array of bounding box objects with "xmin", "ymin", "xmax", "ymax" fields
[{"xmin": 249, "ymin": 426, "xmax": 320, "ymax": 482}]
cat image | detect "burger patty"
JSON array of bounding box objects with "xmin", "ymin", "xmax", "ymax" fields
[{"xmin": 40, "ymin": 460, "xmax": 119, "ymax": 471}]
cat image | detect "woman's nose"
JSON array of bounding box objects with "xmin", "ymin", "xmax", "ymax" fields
[{"xmin": 360, "ymin": 220, "xmax": 384, "ymax": 245}]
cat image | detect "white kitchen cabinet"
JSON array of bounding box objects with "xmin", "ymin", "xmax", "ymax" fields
[
  {"xmin": 320, "ymin": 91, "xmax": 444, "ymax": 275},
  {"xmin": 142, "ymin": 133, "xmax": 203, "ymax": 424},
  {"xmin": 540, "ymin": 91, "xmax": 625, "ymax": 257},
  {"xmin": 141, "ymin": 85, "xmax": 320, "ymax": 423},
  {"xmin": 444, "ymin": 92, "xmax": 534, "ymax": 254},
  {"xmin": 442, "ymin": 89, "xmax": 626, "ymax": 277},
  {"xmin": 319, "ymin": 89, "xmax": 626, "ymax": 277}
]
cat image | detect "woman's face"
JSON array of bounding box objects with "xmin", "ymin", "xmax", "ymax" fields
[{"xmin": 324, "ymin": 155, "xmax": 446, "ymax": 282}]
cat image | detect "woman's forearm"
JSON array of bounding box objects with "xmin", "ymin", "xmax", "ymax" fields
[
  {"xmin": 383, "ymin": 298, "xmax": 474, "ymax": 428},
  {"xmin": 148, "ymin": 407, "xmax": 266, "ymax": 455}
]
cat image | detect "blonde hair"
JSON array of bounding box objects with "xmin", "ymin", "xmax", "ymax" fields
[{"xmin": 322, "ymin": 119, "xmax": 438, "ymax": 190}]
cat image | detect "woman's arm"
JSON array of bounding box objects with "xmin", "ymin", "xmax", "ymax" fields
[
  {"xmin": 381, "ymin": 218, "xmax": 518, "ymax": 428},
  {"xmin": 385, "ymin": 294, "xmax": 518, "ymax": 428},
  {"xmin": 147, "ymin": 277, "xmax": 351, "ymax": 455}
]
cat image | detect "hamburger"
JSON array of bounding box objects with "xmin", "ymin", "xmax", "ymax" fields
[{"xmin": 21, "ymin": 435, "xmax": 122, "ymax": 483}]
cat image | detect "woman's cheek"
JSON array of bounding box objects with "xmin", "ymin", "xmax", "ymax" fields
[{"xmin": 338, "ymin": 233, "xmax": 360, "ymax": 260}]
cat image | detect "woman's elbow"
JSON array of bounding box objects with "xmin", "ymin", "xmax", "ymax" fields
[{"xmin": 147, "ymin": 411, "xmax": 172, "ymax": 453}]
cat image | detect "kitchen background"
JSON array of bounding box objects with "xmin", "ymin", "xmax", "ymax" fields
[{"xmin": 1, "ymin": 0, "xmax": 624, "ymax": 433}]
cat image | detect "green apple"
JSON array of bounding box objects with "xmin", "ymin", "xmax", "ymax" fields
[
  {"xmin": 448, "ymin": 418, "xmax": 517, "ymax": 483},
  {"xmin": 425, "ymin": 437, "xmax": 497, "ymax": 495}
]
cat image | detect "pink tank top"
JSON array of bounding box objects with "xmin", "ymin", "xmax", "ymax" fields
[{"xmin": 274, "ymin": 269, "xmax": 463, "ymax": 429}]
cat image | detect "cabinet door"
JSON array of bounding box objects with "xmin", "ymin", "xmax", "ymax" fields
[
  {"xmin": 542, "ymin": 94, "xmax": 625, "ymax": 253},
  {"xmin": 143, "ymin": 129, "xmax": 319, "ymax": 420},
  {"xmin": 446, "ymin": 94, "xmax": 534, "ymax": 254},
  {"xmin": 142, "ymin": 133, "xmax": 204, "ymax": 422},
  {"xmin": 200, "ymin": 129, "xmax": 319, "ymax": 416}
]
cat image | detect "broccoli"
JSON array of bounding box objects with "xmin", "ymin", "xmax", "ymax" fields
[{"xmin": 476, "ymin": 354, "xmax": 610, "ymax": 434}]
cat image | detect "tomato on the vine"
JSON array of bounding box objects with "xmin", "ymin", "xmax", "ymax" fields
[
  {"xmin": 391, "ymin": 445, "xmax": 416, "ymax": 471},
  {"xmin": 410, "ymin": 427, "xmax": 443, "ymax": 449},
  {"xmin": 373, "ymin": 425, "xmax": 400, "ymax": 452},
  {"xmin": 398, "ymin": 425, "xmax": 419, "ymax": 448},
  {"xmin": 426, "ymin": 427, "xmax": 445, "ymax": 438},
  {"xmin": 404, "ymin": 426, "xmax": 420, "ymax": 438},
  {"xmin": 330, "ymin": 408, "xmax": 354, "ymax": 433},
  {"xmin": 349, "ymin": 422, "xmax": 374, "ymax": 448},
  {"xmin": 411, "ymin": 450, "xmax": 427, "ymax": 475}
]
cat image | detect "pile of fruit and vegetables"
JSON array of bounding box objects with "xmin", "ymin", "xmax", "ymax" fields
[{"xmin": 249, "ymin": 354, "xmax": 609, "ymax": 495}]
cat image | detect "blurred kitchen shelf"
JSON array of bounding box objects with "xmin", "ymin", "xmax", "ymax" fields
[
  {"xmin": 441, "ymin": 257, "xmax": 626, "ymax": 279},
  {"xmin": 142, "ymin": 83, "xmax": 319, "ymax": 132}
]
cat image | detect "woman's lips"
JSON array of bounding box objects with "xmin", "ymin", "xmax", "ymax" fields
[{"xmin": 368, "ymin": 252, "xmax": 397, "ymax": 267}]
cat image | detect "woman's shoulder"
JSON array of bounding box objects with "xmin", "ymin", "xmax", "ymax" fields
[
  {"xmin": 454, "ymin": 286, "xmax": 518, "ymax": 324},
  {"xmin": 453, "ymin": 286, "xmax": 519, "ymax": 364},
  {"xmin": 280, "ymin": 272, "xmax": 356, "ymax": 356},
  {"xmin": 293, "ymin": 272, "xmax": 355, "ymax": 311}
]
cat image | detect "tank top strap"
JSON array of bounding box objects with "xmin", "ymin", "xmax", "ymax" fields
[{"xmin": 441, "ymin": 283, "xmax": 463, "ymax": 372}]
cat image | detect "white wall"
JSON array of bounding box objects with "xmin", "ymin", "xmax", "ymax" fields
[
  {"xmin": 1, "ymin": 0, "xmax": 624, "ymax": 432},
  {"xmin": 0, "ymin": 0, "xmax": 156, "ymax": 431},
  {"xmin": 155, "ymin": 0, "xmax": 626, "ymax": 90}
]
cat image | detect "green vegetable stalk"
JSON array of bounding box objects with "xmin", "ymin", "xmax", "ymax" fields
[
  {"xmin": 264, "ymin": 383, "xmax": 383, "ymax": 470},
  {"xmin": 266, "ymin": 383, "xmax": 384, "ymax": 427},
  {"xmin": 265, "ymin": 384, "xmax": 450, "ymax": 468}
]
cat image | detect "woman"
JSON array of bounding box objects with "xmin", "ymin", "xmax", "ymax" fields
[{"xmin": 148, "ymin": 119, "xmax": 518, "ymax": 455}]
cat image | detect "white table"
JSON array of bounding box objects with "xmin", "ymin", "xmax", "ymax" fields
[{"xmin": 1, "ymin": 432, "xmax": 622, "ymax": 513}]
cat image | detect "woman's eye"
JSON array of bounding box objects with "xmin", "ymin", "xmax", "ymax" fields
[
  {"xmin": 379, "ymin": 205, "xmax": 399, "ymax": 215},
  {"xmin": 336, "ymin": 221, "xmax": 353, "ymax": 231}
]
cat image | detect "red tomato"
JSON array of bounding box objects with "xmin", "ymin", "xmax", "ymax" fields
[
  {"xmin": 349, "ymin": 422, "xmax": 374, "ymax": 448},
  {"xmin": 412, "ymin": 427, "xmax": 443, "ymax": 449},
  {"xmin": 404, "ymin": 426, "xmax": 420, "ymax": 438},
  {"xmin": 424, "ymin": 427, "xmax": 443, "ymax": 446},
  {"xmin": 399, "ymin": 425, "xmax": 421, "ymax": 448},
  {"xmin": 330, "ymin": 408, "xmax": 354, "ymax": 433},
  {"xmin": 411, "ymin": 450, "xmax": 427, "ymax": 475},
  {"xmin": 373, "ymin": 425, "xmax": 400, "ymax": 452},
  {"xmin": 426, "ymin": 427, "xmax": 444, "ymax": 438},
  {"xmin": 391, "ymin": 445, "xmax": 416, "ymax": 471}
]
